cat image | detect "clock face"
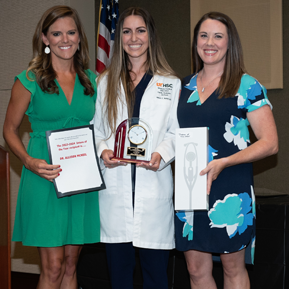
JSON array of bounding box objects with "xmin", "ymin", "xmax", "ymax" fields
[{"xmin": 128, "ymin": 125, "xmax": 147, "ymax": 145}]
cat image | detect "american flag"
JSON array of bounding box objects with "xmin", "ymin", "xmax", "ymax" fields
[{"xmin": 96, "ymin": 0, "xmax": 119, "ymax": 75}]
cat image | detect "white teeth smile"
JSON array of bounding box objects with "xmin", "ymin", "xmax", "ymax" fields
[
  {"xmin": 129, "ymin": 45, "xmax": 141, "ymax": 48},
  {"xmin": 60, "ymin": 46, "xmax": 71, "ymax": 50},
  {"xmin": 205, "ymin": 50, "xmax": 217, "ymax": 53}
]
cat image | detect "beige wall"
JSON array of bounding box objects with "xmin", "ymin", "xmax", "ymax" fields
[{"xmin": 0, "ymin": 0, "xmax": 95, "ymax": 274}]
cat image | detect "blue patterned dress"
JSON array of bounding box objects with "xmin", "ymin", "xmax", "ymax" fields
[{"xmin": 175, "ymin": 73, "xmax": 271, "ymax": 264}]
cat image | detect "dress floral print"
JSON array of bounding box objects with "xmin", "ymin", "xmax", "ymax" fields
[{"xmin": 175, "ymin": 74, "xmax": 271, "ymax": 264}]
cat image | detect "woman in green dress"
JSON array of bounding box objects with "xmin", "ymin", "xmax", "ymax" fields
[{"xmin": 3, "ymin": 6, "xmax": 100, "ymax": 289}]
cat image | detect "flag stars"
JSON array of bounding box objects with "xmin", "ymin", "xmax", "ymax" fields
[{"xmin": 96, "ymin": 0, "xmax": 119, "ymax": 75}]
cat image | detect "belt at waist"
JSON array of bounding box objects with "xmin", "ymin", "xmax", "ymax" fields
[{"xmin": 30, "ymin": 116, "xmax": 83, "ymax": 138}]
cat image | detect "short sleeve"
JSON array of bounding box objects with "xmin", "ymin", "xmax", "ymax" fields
[
  {"xmin": 15, "ymin": 70, "xmax": 36, "ymax": 96},
  {"xmin": 237, "ymin": 74, "xmax": 272, "ymax": 113},
  {"xmin": 15, "ymin": 70, "xmax": 37, "ymax": 115}
]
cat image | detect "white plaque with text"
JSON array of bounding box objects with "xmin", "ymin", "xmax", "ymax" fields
[
  {"xmin": 46, "ymin": 125, "xmax": 105, "ymax": 198},
  {"xmin": 175, "ymin": 127, "xmax": 209, "ymax": 210}
]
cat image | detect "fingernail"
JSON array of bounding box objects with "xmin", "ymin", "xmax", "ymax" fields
[
  {"xmin": 149, "ymin": 163, "xmax": 152, "ymax": 166},
  {"xmin": 58, "ymin": 173, "xmax": 60, "ymax": 176},
  {"xmin": 60, "ymin": 169, "xmax": 62, "ymax": 172}
]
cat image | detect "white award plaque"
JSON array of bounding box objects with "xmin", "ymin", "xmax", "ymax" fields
[
  {"xmin": 46, "ymin": 125, "xmax": 105, "ymax": 198},
  {"xmin": 175, "ymin": 127, "xmax": 209, "ymax": 210}
]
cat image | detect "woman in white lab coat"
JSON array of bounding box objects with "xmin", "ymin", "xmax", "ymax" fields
[{"xmin": 92, "ymin": 7, "xmax": 181, "ymax": 289}]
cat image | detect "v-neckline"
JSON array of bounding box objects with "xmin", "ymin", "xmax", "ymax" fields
[
  {"xmin": 134, "ymin": 72, "xmax": 153, "ymax": 91},
  {"xmin": 196, "ymin": 73, "xmax": 217, "ymax": 105},
  {"xmin": 55, "ymin": 74, "xmax": 78, "ymax": 106}
]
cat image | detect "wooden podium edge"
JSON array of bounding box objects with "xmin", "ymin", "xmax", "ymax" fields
[{"xmin": 0, "ymin": 145, "xmax": 11, "ymax": 289}]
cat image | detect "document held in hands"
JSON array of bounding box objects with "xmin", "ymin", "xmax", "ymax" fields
[
  {"xmin": 175, "ymin": 127, "xmax": 209, "ymax": 211},
  {"xmin": 46, "ymin": 125, "xmax": 105, "ymax": 198}
]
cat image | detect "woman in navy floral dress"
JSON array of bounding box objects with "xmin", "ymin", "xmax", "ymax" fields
[{"xmin": 175, "ymin": 12, "xmax": 278, "ymax": 288}]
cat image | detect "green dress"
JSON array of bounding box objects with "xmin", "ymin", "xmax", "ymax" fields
[{"xmin": 12, "ymin": 69, "xmax": 100, "ymax": 247}]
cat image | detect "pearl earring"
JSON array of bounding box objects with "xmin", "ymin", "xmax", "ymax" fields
[{"xmin": 44, "ymin": 46, "xmax": 50, "ymax": 54}]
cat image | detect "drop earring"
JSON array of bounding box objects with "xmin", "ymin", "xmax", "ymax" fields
[{"xmin": 44, "ymin": 46, "xmax": 50, "ymax": 54}]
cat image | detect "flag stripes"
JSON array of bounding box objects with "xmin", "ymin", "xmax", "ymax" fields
[{"xmin": 96, "ymin": 0, "xmax": 119, "ymax": 75}]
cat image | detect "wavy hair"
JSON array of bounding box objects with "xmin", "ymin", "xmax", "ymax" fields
[
  {"xmin": 27, "ymin": 5, "xmax": 94, "ymax": 96},
  {"xmin": 192, "ymin": 12, "xmax": 246, "ymax": 98},
  {"xmin": 98, "ymin": 7, "xmax": 177, "ymax": 134}
]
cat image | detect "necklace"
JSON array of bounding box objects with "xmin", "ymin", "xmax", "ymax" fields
[{"xmin": 199, "ymin": 70, "xmax": 223, "ymax": 93}]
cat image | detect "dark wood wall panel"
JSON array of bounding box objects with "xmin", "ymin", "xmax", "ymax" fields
[{"xmin": 0, "ymin": 146, "xmax": 11, "ymax": 289}]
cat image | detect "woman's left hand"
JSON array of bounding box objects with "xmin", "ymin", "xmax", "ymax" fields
[
  {"xmin": 200, "ymin": 158, "xmax": 228, "ymax": 195},
  {"xmin": 136, "ymin": 152, "xmax": 162, "ymax": 172},
  {"xmin": 200, "ymin": 105, "xmax": 278, "ymax": 196}
]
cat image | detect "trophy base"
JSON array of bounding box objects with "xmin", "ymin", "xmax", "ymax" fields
[{"xmin": 111, "ymin": 157, "xmax": 150, "ymax": 164}]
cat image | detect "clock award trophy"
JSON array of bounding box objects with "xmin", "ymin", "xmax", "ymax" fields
[{"xmin": 112, "ymin": 118, "xmax": 153, "ymax": 163}]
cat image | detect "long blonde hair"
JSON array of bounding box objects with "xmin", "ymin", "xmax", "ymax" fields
[
  {"xmin": 27, "ymin": 5, "xmax": 94, "ymax": 96},
  {"xmin": 192, "ymin": 12, "xmax": 246, "ymax": 98},
  {"xmin": 98, "ymin": 7, "xmax": 177, "ymax": 133}
]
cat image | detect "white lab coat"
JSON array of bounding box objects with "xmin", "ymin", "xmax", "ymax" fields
[{"xmin": 92, "ymin": 74, "xmax": 181, "ymax": 249}]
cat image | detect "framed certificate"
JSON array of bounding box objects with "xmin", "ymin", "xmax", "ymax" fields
[{"xmin": 46, "ymin": 125, "xmax": 105, "ymax": 198}]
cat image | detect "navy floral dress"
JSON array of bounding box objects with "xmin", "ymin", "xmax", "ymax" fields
[{"xmin": 175, "ymin": 73, "xmax": 271, "ymax": 264}]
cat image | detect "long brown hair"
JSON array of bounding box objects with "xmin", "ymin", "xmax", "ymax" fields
[
  {"xmin": 192, "ymin": 12, "xmax": 246, "ymax": 98},
  {"xmin": 99, "ymin": 7, "xmax": 177, "ymax": 134},
  {"xmin": 27, "ymin": 5, "xmax": 94, "ymax": 96}
]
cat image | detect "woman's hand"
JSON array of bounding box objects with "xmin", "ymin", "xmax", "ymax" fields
[
  {"xmin": 137, "ymin": 152, "xmax": 162, "ymax": 172},
  {"xmin": 200, "ymin": 158, "xmax": 228, "ymax": 195},
  {"xmin": 200, "ymin": 105, "xmax": 278, "ymax": 195},
  {"xmin": 4, "ymin": 80, "xmax": 61, "ymax": 182},
  {"xmin": 25, "ymin": 156, "xmax": 61, "ymax": 182},
  {"xmin": 101, "ymin": 149, "xmax": 127, "ymax": 168}
]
